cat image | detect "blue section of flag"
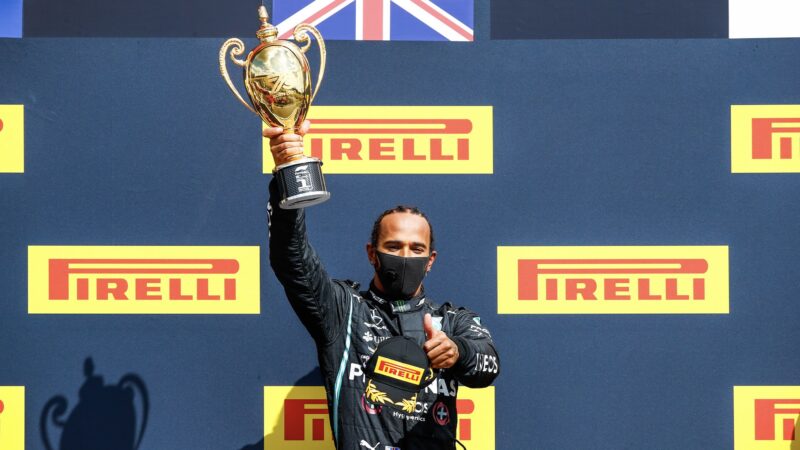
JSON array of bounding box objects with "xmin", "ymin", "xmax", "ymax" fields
[
  {"xmin": 390, "ymin": 2, "xmax": 445, "ymax": 41},
  {"xmin": 491, "ymin": 0, "xmax": 728, "ymax": 39},
  {"xmin": 273, "ymin": 0, "xmax": 310, "ymax": 24},
  {"xmin": 319, "ymin": 3, "xmax": 356, "ymax": 39},
  {"xmin": 0, "ymin": 0, "xmax": 23, "ymax": 38}
]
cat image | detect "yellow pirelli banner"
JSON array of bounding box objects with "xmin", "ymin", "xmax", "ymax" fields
[
  {"xmin": 28, "ymin": 246, "xmax": 260, "ymax": 314},
  {"xmin": 734, "ymin": 386, "xmax": 800, "ymax": 449},
  {"xmin": 0, "ymin": 105, "xmax": 24, "ymax": 173},
  {"xmin": 0, "ymin": 386, "xmax": 25, "ymax": 450},
  {"xmin": 263, "ymin": 385, "xmax": 494, "ymax": 449},
  {"xmin": 732, "ymin": 105, "xmax": 800, "ymax": 173},
  {"xmin": 497, "ymin": 246, "xmax": 729, "ymax": 314},
  {"xmin": 263, "ymin": 106, "xmax": 493, "ymax": 174}
]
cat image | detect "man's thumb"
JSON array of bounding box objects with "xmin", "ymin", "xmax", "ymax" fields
[
  {"xmin": 423, "ymin": 313, "xmax": 434, "ymax": 340},
  {"xmin": 262, "ymin": 126, "xmax": 283, "ymax": 138}
]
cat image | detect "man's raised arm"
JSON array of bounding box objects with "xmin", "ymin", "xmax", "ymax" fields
[{"xmin": 266, "ymin": 123, "xmax": 348, "ymax": 344}]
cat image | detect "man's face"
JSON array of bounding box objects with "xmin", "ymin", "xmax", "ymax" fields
[{"xmin": 367, "ymin": 212, "xmax": 437, "ymax": 271}]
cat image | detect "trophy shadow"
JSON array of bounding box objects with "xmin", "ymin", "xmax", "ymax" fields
[
  {"xmin": 791, "ymin": 413, "xmax": 800, "ymax": 450},
  {"xmin": 40, "ymin": 357, "xmax": 149, "ymax": 450},
  {"xmin": 237, "ymin": 367, "xmax": 323, "ymax": 450}
]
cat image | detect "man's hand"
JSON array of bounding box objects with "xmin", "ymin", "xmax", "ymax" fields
[
  {"xmin": 262, "ymin": 119, "xmax": 311, "ymax": 166},
  {"xmin": 423, "ymin": 313, "xmax": 459, "ymax": 369}
]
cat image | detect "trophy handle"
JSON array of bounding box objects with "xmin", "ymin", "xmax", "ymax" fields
[
  {"xmin": 294, "ymin": 24, "xmax": 326, "ymax": 104},
  {"xmin": 40, "ymin": 395, "xmax": 68, "ymax": 450},
  {"xmin": 219, "ymin": 38, "xmax": 257, "ymax": 115},
  {"xmin": 119, "ymin": 374, "xmax": 149, "ymax": 450}
]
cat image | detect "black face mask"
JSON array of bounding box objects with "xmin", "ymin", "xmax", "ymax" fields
[{"xmin": 374, "ymin": 251, "xmax": 430, "ymax": 299}]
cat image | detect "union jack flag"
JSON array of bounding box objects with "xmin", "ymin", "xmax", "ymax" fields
[{"xmin": 273, "ymin": 0, "xmax": 473, "ymax": 41}]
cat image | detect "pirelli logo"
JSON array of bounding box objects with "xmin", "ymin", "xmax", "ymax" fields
[
  {"xmin": 0, "ymin": 105, "xmax": 24, "ymax": 173},
  {"xmin": 734, "ymin": 386, "xmax": 800, "ymax": 449},
  {"xmin": 0, "ymin": 386, "xmax": 25, "ymax": 450},
  {"xmin": 263, "ymin": 386, "xmax": 494, "ymax": 449},
  {"xmin": 375, "ymin": 356, "xmax": 424, "ymax": 385},
  {"xmin": 497, "ymin": 246, "xmax": 729, "ymax": 314},
  {"xmin": 28, "ymin": 246, "xmax": 260, "ymax": 314},
  {"xmin": 263, "ymin": 106, "xmax": 493, "ymax": 174},
  {"xmin": 732, "ymin": 105, "xmax": 800, "ymax": 173}
]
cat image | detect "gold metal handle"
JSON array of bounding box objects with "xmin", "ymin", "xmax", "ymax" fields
[
  {"xmin": 293, "ymin": 24, "xmax": 326, "ymax": 105},
  {"xmin": 219, "ymin": 38, "xmax": 257, "ymax": 115}
]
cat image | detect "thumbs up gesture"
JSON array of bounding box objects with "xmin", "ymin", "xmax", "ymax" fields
[{"xmin": 423, "ymin": 313, "xmax": 460, "ymax": 369}]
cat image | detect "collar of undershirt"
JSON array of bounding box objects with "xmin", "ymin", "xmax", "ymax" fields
[{"xmin": 367, "ymin": 282, "xmax": 427, "ymax": 314}]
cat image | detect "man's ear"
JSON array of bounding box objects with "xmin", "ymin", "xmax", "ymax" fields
[
  {"xmin": 366, "ymin": 243, "xmax": 377, "ymax": 267},
  {"xmin": 426, "ymin": 250, "xmax": 437, "ymax": 273}
]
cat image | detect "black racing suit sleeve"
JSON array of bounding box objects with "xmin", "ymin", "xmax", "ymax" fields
[
  {"xmin": 267, "ymin": 179, "xmax": 348, "ymax": 345},
  {"xmin": 448, "ymin": 307, "xmax": 500, "ymax": 388}
]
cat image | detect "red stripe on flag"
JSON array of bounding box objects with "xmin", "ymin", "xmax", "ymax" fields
[{"xmin": 363, "ymin": 0, "xmax": 384, "ymax": 40}]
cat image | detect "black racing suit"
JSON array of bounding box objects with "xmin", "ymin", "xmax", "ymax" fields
[{"xmin": 268, "ymin": 184, "xmax": 500, "ymax": 450}]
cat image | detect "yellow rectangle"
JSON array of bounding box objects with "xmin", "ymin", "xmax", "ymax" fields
[
  {"xmin": 497, "ymin": 246, "xmax": 729, "ymax": 314},
  {"xmin": 732, "ymin": 105, "xmax": 800, "ymax": 173},
  {"xmin": 28, "ymin": 246, "xmax": 260, "ymax": 314},
  {"xmin": 263, "ymin": 385, "xmax": 494, "ymax": 449},
  {"xmin": 263, "ymin": 106, "xmax": 493, "ymax": 174},
  {"xmin": 456, "ymin": 386, "xmax": 495, "ymax": 449},
  {"xmin": 0, "ymin": 105, "xmax": 24, "ymax": 173},
  {"xmin": 734, "ymin": 386, "xmax": 800, "ymax": 450},
  {"xmin": 0, "ymin": 386, "xmax": 25, "ymax": 450},
  {"xmin": 264, "ymin": 386, "xmax": 334, "ymax": 450}
]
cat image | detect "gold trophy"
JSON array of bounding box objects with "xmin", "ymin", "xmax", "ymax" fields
[{"xmin": 219, "ymin": 6, "xmax": 329, "ymax": 209}]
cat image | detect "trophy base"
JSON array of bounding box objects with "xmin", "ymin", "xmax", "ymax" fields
[{"xmin": 274, "ymin": 157, "xmax": 330, "ymax": 209}]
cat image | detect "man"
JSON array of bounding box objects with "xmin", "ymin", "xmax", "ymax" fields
[{"xmin": 265, "ymin": 122, "xmax": 500, "ymax": 449}]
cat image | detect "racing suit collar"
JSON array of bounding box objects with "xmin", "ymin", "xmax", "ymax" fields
[{"xmin": 368, "ymin": 282, "xmax": 427, "ymax": 314}]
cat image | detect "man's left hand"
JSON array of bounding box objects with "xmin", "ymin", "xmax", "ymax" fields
[{"xmin": 423, "ymin": 313, "xmax": 459, "ymax": 369}]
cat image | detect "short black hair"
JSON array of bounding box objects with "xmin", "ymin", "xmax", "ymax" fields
[{"xmin": 370, "ymin": 206, "xmax": 435, "ymax": 252}]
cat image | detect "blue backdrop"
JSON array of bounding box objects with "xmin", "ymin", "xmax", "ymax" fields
[{"xmin": 2, "ymin": 4, "xmax": 800, "ymax": 449}]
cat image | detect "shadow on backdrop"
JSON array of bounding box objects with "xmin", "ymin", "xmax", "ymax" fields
[
  {"xmin": 238, "ymin": 367, "xmax": 323, "ymax": 450},
  {"xmin": 40, "ymin": 357, "xmax": 149, "ymax": 450},
  {"xmin": 791, "ymin": 413, "xmax": 800, "ymax": 450}
]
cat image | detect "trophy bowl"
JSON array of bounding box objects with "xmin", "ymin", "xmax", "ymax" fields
[{"xmin": 220, "ymin": 6, "xmax": 329, "ymax": 209}]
